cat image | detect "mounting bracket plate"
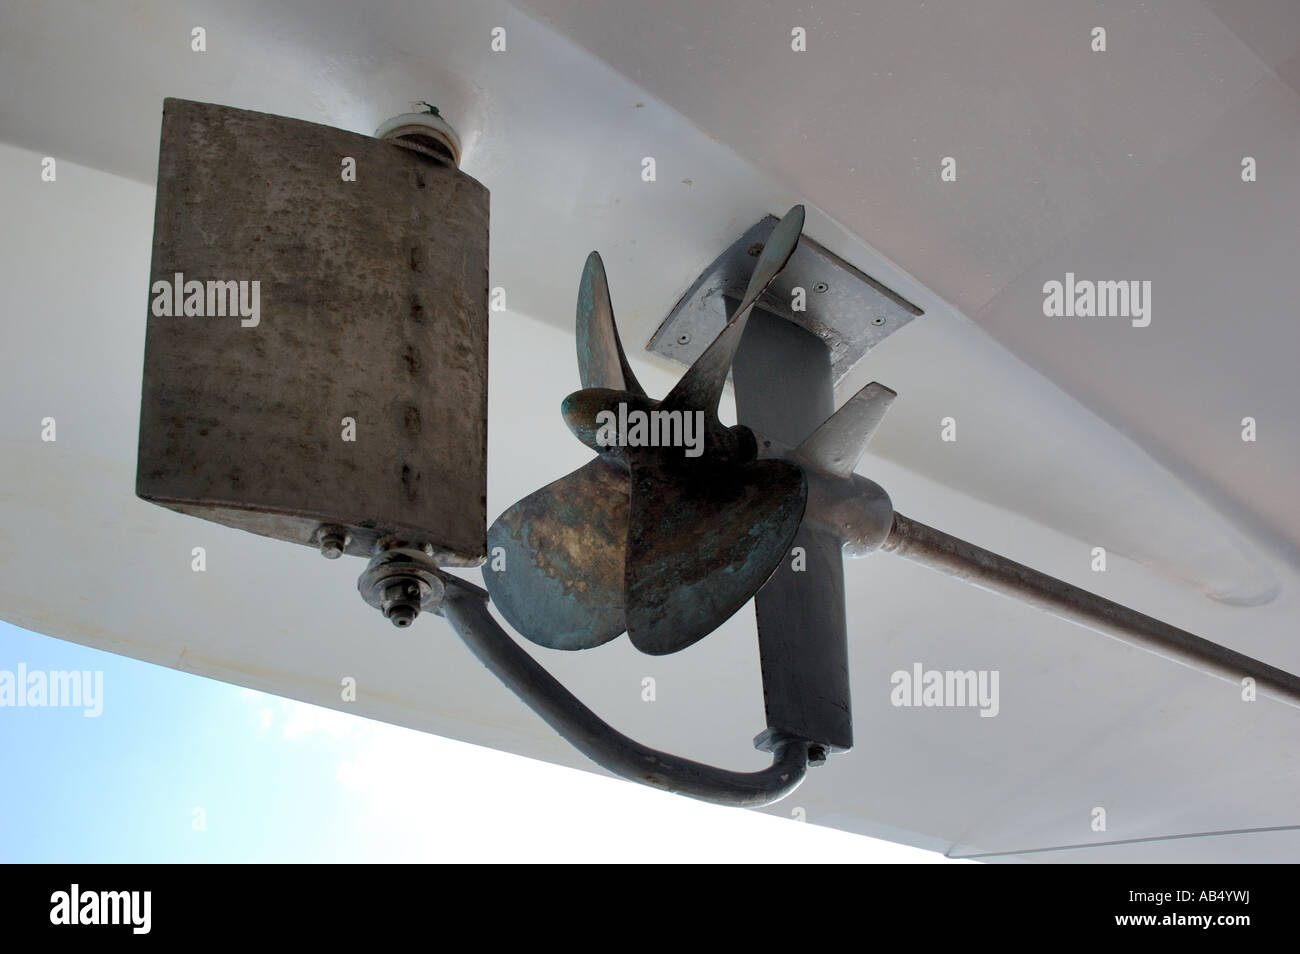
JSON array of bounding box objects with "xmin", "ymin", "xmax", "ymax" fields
[{"xmin": 647, "ymin": 215, "xmax": 923, "ymax": 384}]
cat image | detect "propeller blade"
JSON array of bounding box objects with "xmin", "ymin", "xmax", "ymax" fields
[
  {"xmin": 795, "ymin": 381, "xmax": 896, "ymax": 478},
  {"xmin": 576, "ymin": 251, "xmax": 645, "ymax": 397},
  {"xmin": 662, "ymin": 206, "xmax": 805, "ymax": 416},
  {"xmin": 624, "ymin": 456, "xmax": 807, "ymax": 655},
  {"xmin": 484, "ymin": 455, "xmax": 630, "ymax": 650}
]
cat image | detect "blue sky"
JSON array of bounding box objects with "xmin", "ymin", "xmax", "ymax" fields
[
  {"xmin": 0, "ymin": 618, "xmax": 957, "ymax": 863},
  {"xmin": 0, "ymin": 619, "xmax": 364, "ymax": 862}
]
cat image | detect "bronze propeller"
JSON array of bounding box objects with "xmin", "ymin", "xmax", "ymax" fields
[{"xmin": 485, "ymin": 207, "xmax": 809, "ymax": 655}]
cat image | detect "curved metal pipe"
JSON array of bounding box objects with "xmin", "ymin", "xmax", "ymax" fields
[
  {"xmin": 436, "ymin": 574, "xmax": 810, "ymax": 807},
  {"xmin": 883, "ymin": 513, "xmax": 1300, "ymax": 710}
]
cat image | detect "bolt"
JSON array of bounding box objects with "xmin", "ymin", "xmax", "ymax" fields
[
  {"xmin": 380, "ymin": 579, "xmax": 423, "ymax": 628},
  {"xmin": 357, "ymin": 548, "xmax": 445, "ymax": 627},
  {"xmin": 388, "ymin": 604, "xmax": 418, "ymax": 627},
  {"xmin": 316, "ymin": 525, "xmax": 349, "ymax": 559}
]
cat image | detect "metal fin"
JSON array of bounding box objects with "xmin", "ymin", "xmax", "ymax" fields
[
  {"xmin": 661, "ymin": 206, "xmax": 805, "ymax": 415},
  {"xmin": 576, "ymin": 251, "xmax": 645, "ymax": 397},
  {"xmin": 795, "ymin": 381, "xmax": 896, "ymax": 478}
]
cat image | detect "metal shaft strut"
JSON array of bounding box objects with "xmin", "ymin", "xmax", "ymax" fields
[
  {"xmin": 438, "ymin": 573, "xmax": 811, "ymax": 807},
  {"xmin": 882, "ymin": 512, "xmax": 1300, "ymax": 709}
]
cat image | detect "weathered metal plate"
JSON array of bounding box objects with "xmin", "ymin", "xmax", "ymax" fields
[
  {"xmin": 136, "ymin": 98, "xmax": 490, "ymax": 563},
  {"xmin": 647, "ymin": 215, "xmax": 922, "ymax": 384}
]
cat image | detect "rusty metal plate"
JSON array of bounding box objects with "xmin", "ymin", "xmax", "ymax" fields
[{"xmin": 136, "ymin": 98, "xmax": 489, "ymax": 563}]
